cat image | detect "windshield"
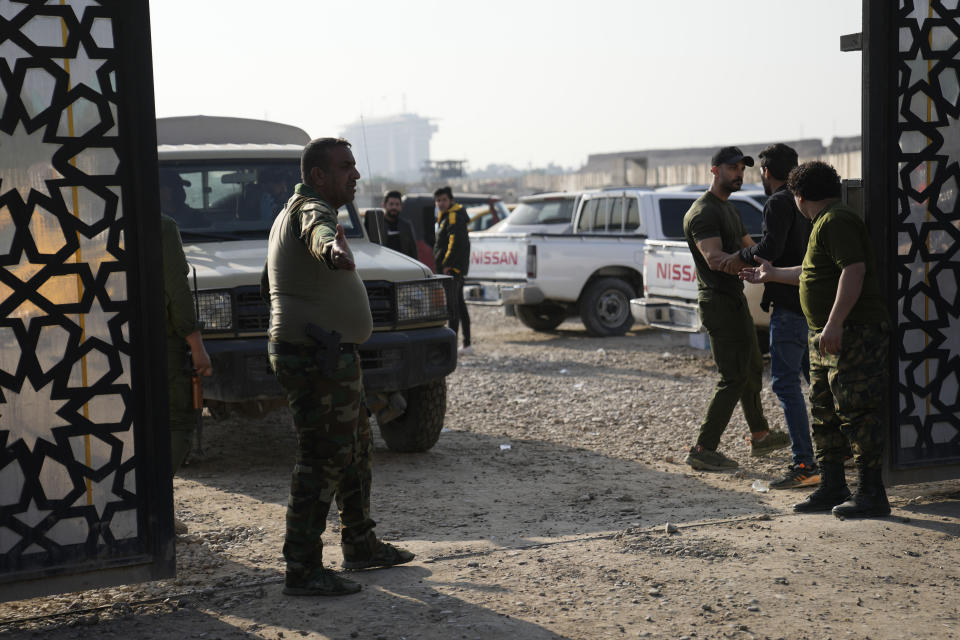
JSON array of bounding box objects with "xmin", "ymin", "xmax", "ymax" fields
[
  {"xmin": 657, "ymin": 197, "xmax": 763, "ymax": 240},
  {"xmin": 508, "ymin": 198, "xmax": 576, "ymax": 225},
  {"xmin": 159, "ymin": 160, "xmax": 362, "ymax": 242},
  {"xmin": 465, "ymin": 201, "xmax": 511, "ymax": 231}
]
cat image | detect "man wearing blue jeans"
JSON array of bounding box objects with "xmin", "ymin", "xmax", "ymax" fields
[{"xmin": 734, "ymin": 144, "xmax": 818, "ymax": 488}]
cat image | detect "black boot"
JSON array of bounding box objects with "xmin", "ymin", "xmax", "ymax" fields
[
  {"xmin": 832, "ymin": 464, "xmax": 891, "ymax": 518},
  {"xmin": 793, "ymin": 461, "xmax": 851, "ymax": 513}
]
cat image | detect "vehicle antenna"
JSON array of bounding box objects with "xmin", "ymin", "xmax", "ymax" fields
[{"xmin": 359, "ymin": 114, "xmax": 374, "ymax": 181}]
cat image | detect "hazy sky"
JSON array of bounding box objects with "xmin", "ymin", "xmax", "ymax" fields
[{"xmin": 149, "ymin": 0, "xmax": 863, "ymax": 170}]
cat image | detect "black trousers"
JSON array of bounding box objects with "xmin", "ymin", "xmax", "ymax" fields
[{"xmin": 447, "ymin": 273, "xmax": 471, "ymax": 347}]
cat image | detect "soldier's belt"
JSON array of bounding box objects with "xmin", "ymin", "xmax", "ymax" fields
[
  {"xmin": 267, "ymin": 341, "xmax": 359, "ymax": 356},
  {"xmin": 842, "ymin": 320, "xmax": 889, "ymax": 331}
]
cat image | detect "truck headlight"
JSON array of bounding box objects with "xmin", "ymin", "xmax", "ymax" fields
[
  {"xmin": 197, "ymin": 289, "xmax": 233, "ymax": 331},
  {"xmin": 396, "ymin": 280, "xmax": 447, "ymax": 323}
]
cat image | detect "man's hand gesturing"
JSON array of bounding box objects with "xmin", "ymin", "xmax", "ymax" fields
[
  {"xmin": 740, "ymin": 256, "xmax": 772, "ymax": 283},
  {"xmin": 330, "ymin": 224, "xmax": 355, "ymax": 271}
]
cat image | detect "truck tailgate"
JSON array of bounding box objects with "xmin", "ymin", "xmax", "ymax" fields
[
  {"xmin": 468, "ymin": 233, "xmax": 529, "ymax": 281},
  {"xmin": 636, "ymin": 239, "xmax": 769, "ymax": 332},
  {"xmin": 643, "ymin": 240, "xmax": 697, "ymax": 301}
]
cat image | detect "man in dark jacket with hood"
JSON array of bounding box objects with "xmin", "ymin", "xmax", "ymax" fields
[{"xmin": 433, "ymin": 186, "xmax": 471, "ymax": 352}]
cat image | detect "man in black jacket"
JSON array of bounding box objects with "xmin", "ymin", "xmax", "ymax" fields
[
  {"xmin": 729, "ymin": 143, "xmax": 818, "ymax": 489},
  {"xmin": 433, "ymin": 186, "xmax": 471, "ymax": 352},
  {"xmin": 382, "ymin": 190, "xmax": 418, "ymax": 259}
]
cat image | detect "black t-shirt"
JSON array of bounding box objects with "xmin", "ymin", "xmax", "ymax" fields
[
  {"xmin": 385, "ymin": 217, "xmax": 404, "ymax": 253},
  {"xmin": 682, "ymin": 191, "xmax": 747, "ymax": 296}
]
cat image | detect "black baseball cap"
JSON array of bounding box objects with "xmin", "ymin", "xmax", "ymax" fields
[{"xmin": 711, "ymin": 146, "xmax": 754, "ymax": 167}]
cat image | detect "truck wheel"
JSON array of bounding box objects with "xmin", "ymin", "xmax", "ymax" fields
[
  {"xmin": 377, "ymin": 378, "xmax": 447, "ymax": 452},
  {"xmin": 515, "ymin": 303, "xmax": 567, "ymax": 331},
  {"xmin": 579, "ymin": 278, "xmax": 635, "ymax": 336}
]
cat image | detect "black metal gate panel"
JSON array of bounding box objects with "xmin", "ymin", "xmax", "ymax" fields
[
  {"xmin": 0, "ymin": 1, "xmax": 173, "ymax": 600},
  {"xmin": 890, "ymin": 0, "xmax": 960, "ymax": 479}
]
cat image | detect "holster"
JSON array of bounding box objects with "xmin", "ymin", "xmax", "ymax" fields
[{"xmin": 305, "ymin": 323, "xmax": 342, "ymax": 377}]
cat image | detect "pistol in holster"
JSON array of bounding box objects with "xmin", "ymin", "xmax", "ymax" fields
[
  {"xmin": 184, "ymin": 352, "xmax": 205, "ymax": 456},
  {"xmin": 305, "ymin": 323, "xmax": 342, "ymax": 377}
]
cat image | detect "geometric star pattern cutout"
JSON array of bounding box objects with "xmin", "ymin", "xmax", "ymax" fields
[
  {"xmin": 77, "ymin": 294, "xmax": 118, "ymax": 347},
  {"xmin": 895, "ymin": 2, "xmax": 960, "ymax": 467},
  {"xmin": 938, "ymin": 114, "xmax": 960, "ymax": 163},
  {"xmin": 56, "ymin": 41, "xmax": 107, "ymax": 94},
  {"xmin": 85, "ymin": 470, "xmax": 117, "ymax": 520},
  {"xmin": 0, "ymin": 37, "xmax": 31, "ymax": 74},
  {"xmin": 46, "ymin": 0, "xmax": 101, "ymax": 22},
  {"xmin": 905, "ymin": 51, "xmax": 930, "ymax": 89},
  {"xmin": 13, "ymin": 499, "xmax": 52, "ymax": 529},
  {"xmin": 76, "ymin": 225, "xmax": 117, "ymax": 278},
  {"xmin": 0, "ymin": 377, "xmax": 70, "ymax": 452},
  {"xmin": 0, "ymin": 120, "xmax": 63, "ymax": 201},
  {"xmin": 0, "ymin": 0, "xmax": 25, "ymax": 22},
  {"xmin": 906, "ymin": 1, "xmax": 931, "ymax": 30},
  {"xmin": 8, "ymin": 244, "xmax": 45, "ymax": 283}
]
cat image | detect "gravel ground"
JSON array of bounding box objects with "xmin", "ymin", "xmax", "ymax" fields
[
  {"xmin": 449, "ymin": 306, "xmax": 788, "ymax": 477},
  {"xmin": 1, "ymin": 306, "xmax": 959, "ymax": 640}
]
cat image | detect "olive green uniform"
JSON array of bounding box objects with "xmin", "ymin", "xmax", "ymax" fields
[
  {"xmin": 683, "ymin": 192, "xmax": 770, "ymax": 450},
  {"xmin": 266, "ymin": 184, "xmax": 378, "ymax": 581},
  {"xmin": 160, "ymin": 214, "xmax": 199, "ymax": 475},
  {"xmin": 800, "ymin": 202, "xmax": 888, "ymax": 468}
]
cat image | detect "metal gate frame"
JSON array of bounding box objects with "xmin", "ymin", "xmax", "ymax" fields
[
  {"xmin": 0, "ymin": 0, "xmax": 173, "ymax": 601},
  {"xmin": 865, "ymin": 0, "xmax": 960, "ymax": 484}
]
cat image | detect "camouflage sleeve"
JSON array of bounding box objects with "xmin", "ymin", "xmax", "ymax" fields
[
  {"xmin": 299, "ymin": 203, "xmax": 339, "ymax": 269},
  {"xmin": 160, "ymin": 215, "xmax": 199, "ymax": 338}
]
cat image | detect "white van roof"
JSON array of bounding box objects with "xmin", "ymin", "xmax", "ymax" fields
[
  {"xmin": 157, "ymin": 143, "xmax": 303, "ymax": 160},
  {"xmin": 156, "ymin": 115, "xmax": 310, "ymax": 146}
]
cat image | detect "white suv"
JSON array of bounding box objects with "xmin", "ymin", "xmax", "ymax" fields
[{"xmin": 157, "ymin": 116, "xmax": 458, "ymax": 452}]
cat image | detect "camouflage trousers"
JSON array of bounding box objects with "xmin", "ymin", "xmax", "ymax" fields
[
  {"xmin": 808, "ymin": 322, "xmax": 889, "ymax": 468},
  {"xmin": 269, "ymin": 346, "xmax": 377, "ymax": 577},
  {"xmin": 167, "ymin": 339, "xmax": 197, "ymax": 476}
]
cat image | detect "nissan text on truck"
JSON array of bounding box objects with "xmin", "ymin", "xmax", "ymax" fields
[{"xmin": 157, "ymin": 116, "xmax": 457, "ymax": 452}]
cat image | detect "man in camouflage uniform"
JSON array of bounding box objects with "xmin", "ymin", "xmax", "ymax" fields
[
  {"xmin": 160, "ymin": 213, "xmax": 213, "ymax": 533},
  {"xmin": 741, "ymin": 161, "xmax": 890, "ymax": 518},
  {"xmin": 266, "ymin": 137, "xmax": 414, "ymax": 597}
]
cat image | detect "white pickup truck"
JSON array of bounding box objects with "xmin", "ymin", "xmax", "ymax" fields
[{"xmin": 465, "ymin": 188, "xmax": 767, "ymax": 336}]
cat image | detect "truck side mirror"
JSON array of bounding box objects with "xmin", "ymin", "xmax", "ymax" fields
[{"xmin": 365, "ymin": 208, "xmax": 389, "ymax": 245}]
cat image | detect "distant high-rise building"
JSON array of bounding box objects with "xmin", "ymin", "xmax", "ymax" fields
[{"xmin": 340, "ymin": 113, "xmax": 437, "ymax": 182}]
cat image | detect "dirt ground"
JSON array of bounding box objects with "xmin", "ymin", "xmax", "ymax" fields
[{"xmin": 2, "ymin": 307, "xmax": 959, "ymax": 640}]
